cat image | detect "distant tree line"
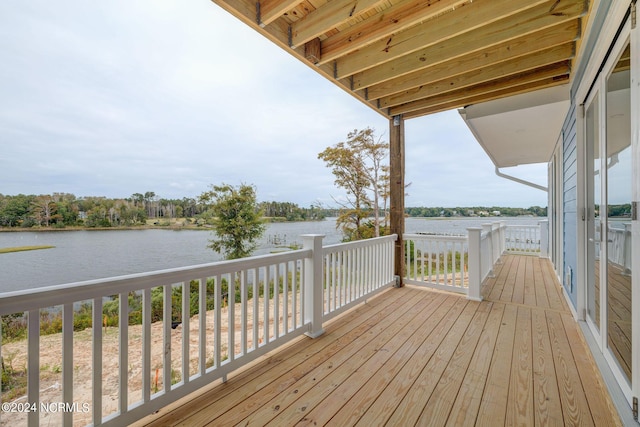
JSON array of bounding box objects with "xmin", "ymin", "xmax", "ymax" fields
[
  {"xmin": 405, "ymin": 206, "xmax": 548, "ymax": 217},
  {"xmin": 259, "ymin": 201, "xmax": 327, "ymax": 221},
  {"xmin": 0, "ymin": 192, "xmax": 331, "ymax": 229}
]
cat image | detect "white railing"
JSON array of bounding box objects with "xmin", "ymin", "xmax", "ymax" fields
[
  {"xmin": 404, "ymin": 222, "xmax": 530, "ymax": 301},
  {"xmin": 0, "ymin": 234, "xmax": 395, "ymax": 427},
  {"xmin": 504, "ymin": 224, "xmax": 541, "ymax": 254},
  {"xmin": 403, "ymin": 234, "xmax": 468, "ymax": 295},
  {"xmin": 322, "ymin": 235, "xmax": 397, "ymax": 323},
  {"xmin": 606, "ymin": 223, "xmax": 632, "ymax": 274}
]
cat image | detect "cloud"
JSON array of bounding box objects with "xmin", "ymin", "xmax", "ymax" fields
[{"xmin": 0, "ymin": 1, "xmax": 548, "ymax": 209}]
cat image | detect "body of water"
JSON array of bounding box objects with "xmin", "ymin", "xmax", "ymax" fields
[{"xmin": 0, "ymin": 217, "xmax": 542, "ymax": 293}]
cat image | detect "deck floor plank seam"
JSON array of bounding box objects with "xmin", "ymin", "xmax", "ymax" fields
[
  {"xmin": 415, "ymin": 301, "xmax": 495, "ymax": 426},
  {"xmin": 133, "ymin": 255, "xmax": 622, "ymax": 427},
  {"xmin": 506, "ymin": 306, "xmax": 534, "ymax": 425},
  {"xmin": 208, "ymin": 287, "xmax": 429, "ymax": 426},
  {"xmin": 264, "ymin": 291, "xmax": 454, "ymax": 426},
  {"xmin": 381, "ymin": 301, "xmax": 482, "ymax": 426},
  {"xmin": 531, "ymin": 306, "xmax": 564, "ymax": 426},
  {"xmin": 474, "ymin": 302, "xmax": 518, "ymax": 426},
  {"xmin": 245, "ymin": 287, "xmax": 440, "ymax": 426},
  {"xmin": 302, "ymin": 294, "xmax": 460, "ymax": 426},
  {"xmin": 330, "ymin": 294, "xmax": 469, "ymax": 426},
  {"xmin": 446, "ymin": 302, "xmax": 505, "ymax": 426},
  {"xmin": 137, "ymin": 285, "xmax": 409, "ymax": 427},
  {"xmin": 351, "ymin": 295, "xmax": 472, "ymax": 426}
]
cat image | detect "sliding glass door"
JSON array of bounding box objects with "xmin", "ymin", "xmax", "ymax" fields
[
  {"xmin": 585, "ymin": 32, "xmax": 634, "ymax": 401},
  {"xmin": 605, "ymin": 42, "xmax": 632, "ymax": 388}
]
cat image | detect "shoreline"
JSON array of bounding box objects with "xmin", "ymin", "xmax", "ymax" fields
[
  {"xmin": 0, "ymin": 225, "xmax": 209, "ymax": 233},
  {"xmin": 0, "ymin": 215, "xmax": 538, "ymax": 233},
  {"xmin": 0, "ymin": 218, "xmax": 328, "ymax": 233}
]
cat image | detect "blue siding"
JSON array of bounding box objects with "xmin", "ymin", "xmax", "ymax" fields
[{"xmin": 562, "ymin": 103, "xmax": 578, "ymax": 308}]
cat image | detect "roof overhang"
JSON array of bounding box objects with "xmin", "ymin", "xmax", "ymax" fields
[
  {"xmin": 212, "ymin": 0, "xmax": 589, "ymax": 120},
  {"xmin": 458, "ymin": 85, "xmax": 570, "ymax": 168}
]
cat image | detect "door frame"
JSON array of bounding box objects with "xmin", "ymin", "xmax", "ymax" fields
[{"xmin": 580, "ymin": 15, "xmax": 635, "ymax": 405}]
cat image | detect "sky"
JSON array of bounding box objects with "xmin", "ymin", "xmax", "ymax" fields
[{"xmin": 0, "ymin": 0, "xmax": 549, "ymax": 209}]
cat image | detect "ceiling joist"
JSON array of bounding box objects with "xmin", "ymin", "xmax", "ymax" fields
[
  {"xmin": 213, "ymin": 0, "xmax": 589, "ymax": 120},
  {"xmin": 363, "ymin": 21, "xmax": 580, "ymax": 99},
  {"xmin": 392, "ymin": 62, "xmax": 572, "ymax": 116},
  {"xmin": 335, "ymin": 0, "xmax": 585, "ymax": 79},
  {"xmin": 320, "ymin": 0, "xmax": 471, "ymax": 65},
  {"xmin": 290, "ymin": 0, "xmax": 386, "ymax": 48}
]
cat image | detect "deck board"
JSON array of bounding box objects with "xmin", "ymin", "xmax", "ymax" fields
[{"xmin": 133, "ymin": 255, "xmax": 622, "ymax": 427}]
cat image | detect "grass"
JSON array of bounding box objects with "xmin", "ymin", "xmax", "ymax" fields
[{"xmin": 0, "ymin": 245, "xmax": 55, "ymax": 254}]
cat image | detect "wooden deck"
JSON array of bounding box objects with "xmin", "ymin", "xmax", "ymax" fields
[{"xmin": 133, "ymin": 255, "xmax": 621, "ymax": 426}]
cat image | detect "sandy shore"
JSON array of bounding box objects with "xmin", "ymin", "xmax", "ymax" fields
[{"xmin": 1, "ymin": 296, "xmax": 290, "ymax": 426}]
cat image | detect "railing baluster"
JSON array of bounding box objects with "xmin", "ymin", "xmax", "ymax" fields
[
  {"xmin": 283, "ymin": 262, "xmax": 289, "ymax": 334},
  {"xmin": 337, "ymin": 250, "xmax": 343, "ymax": 309},
  {"xmin": 332, "ymin": 252, "xmax": 337, "ymax": 311},
  {"xmin": 263, "ymin": 267, "xmax": 269, "ymax": 344},
  {"xmin": 299, "ymin": 260, "xmax": 305, "ymax": 328},
  {"xmin": 198, "ymin": 279, "xmax": 206, "ymax": 375},
  {"xmin": 27, "ymin": 309, "xmax": 39, "ymax": 427},
  {"xmin": 62, "ymin": 303, "xmax": 73, "ymax": 427},
  {"xmin": 241, "ymin": 270, "xmax": 248, "ymax": 353},
  {"xmin": 347, "ymin": 248, "xmax": 353, "ymax": 303},
  {"xmin": 163, "ymin": 285, "xmax": 172, "ymax": 393},
  {"xmin": 252, "ymin": 268, "xmax": 259, "ymax": 350},
  {"xmin": 92, "ymin": 298, "xmax": 102, "ymax": 425},
  {"xmin": 182, "ymin": 281, "xmax": 190, "ymax": 382},
  {"xmin": 292, "ymin": 262, "xmax": 298, "ymax": 330},
  {"xmin": 228, "ymin": 273, "xmax": 235, "ymax": 362},
  {"xmin": 143, "ymin": 288, "xmax": 151, "ymax": 402},
  {"xmin": 119, "ymin": 291, "xmax": 129, "ymax": 414},
  {"xmin": 273, "ymin": 266, "xmax": 279, "ymax": 340},
  {"xmin": 214, "ymin": 275, "xmax": 222, "ymax": 368}
]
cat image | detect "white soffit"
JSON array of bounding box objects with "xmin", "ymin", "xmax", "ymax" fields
[{"xmin": 459, "ymin": 85, "xmax": 570, "ymax": 168}]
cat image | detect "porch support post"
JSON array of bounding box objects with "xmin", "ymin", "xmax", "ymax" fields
[
  {"xmin": 467, "ymin": 227, "xmax": 483, "ymax": 301},
  {"xmin": 302, "ymin": 234, "xmax": 325, "ymax": 338},
  {"xmin": 482, "ymin": 224, "xmax": 495, "ymax": 278},
  {"xmin": 539, "ymin": 219, "xmax": 549, "ymax": 258},
  {"xmin": 390, "ymin": 115, "xmax": 405, "ymax": 286}
]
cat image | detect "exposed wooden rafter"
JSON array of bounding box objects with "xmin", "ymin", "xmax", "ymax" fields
[
  {"xmin": 290, "ymin": 0, "xmax": 387, "ymax": 48},
  {"xmin": 353, "ymin": 18, "xmax": 581, "ymax": 93},
  {"xmin": 320, "ymin": 0, "xmax": 471, "ymax": 64},
  {"xmin": 213, "ymin": 0, "xmax": 589, "ymax": 120},
  {"xmin": 258, "ymin": 0, "xmax": 302, "ymax": 26},
  {"xmin": 380, "ymin": 44, "xmax": 574, "ymax": 109},
  {"xmin": 394, "ymin": 63, "xmax": 572, "ymax": 117},
  {"xmin": 332, "ymin": 0, "xmax": 561, "ymax": 77}
]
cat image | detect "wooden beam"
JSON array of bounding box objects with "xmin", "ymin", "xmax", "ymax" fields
[
  {"xmin": 290, "ymin": 0, "xmax": 387, "ymax": 48},
  {"xmin": 258, "ymin": 0, "xmax": 303, "ymax": 26},
  {"xmin": 356, "ymin": 19, "xmax": 580, "ymax": 94},
  {"xmin": 389, "ymin": 115, "xmax": 405, "ymax": 285},
  {"xmin": 330, "ymin": 0, "xmax": 561, "ymax": 76},
  {"xmin": 319, "ymin": 0, "xmax": 472, "ymax": 65},
  {"xmin": 305, "ymin": 38, "xmax": 322, "ymax": 64},
  {"xmin": 402, "ymin": 77, "xmax": 570, "ymax": 118},
  {"xmin": 379, "ymin": 43, "xmax": 574, "ymax": 109},
  {"xmin": 391, "ymin": 62, "xmax": 571, "ymax": 117}
]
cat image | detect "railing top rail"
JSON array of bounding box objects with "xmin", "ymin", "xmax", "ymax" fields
[
  {"xmin": 504, "ymin": 224, "xmax": 540, "ymax": 229},
  {"xmin": 323, "ymin": 234, "xmax": 397, "ymax": 254},
  {"xmin": 403, "ymin": 233, "xmax": 467, "ymax": 243},
  {"xmin": 0, "ymin": 248, "xmax": 312, "ymax": 316}
]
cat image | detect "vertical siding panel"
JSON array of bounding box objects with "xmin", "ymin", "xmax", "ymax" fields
[{"xmin": 562, "ymin": 103, "xmax": 578, "ymax": 309}]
